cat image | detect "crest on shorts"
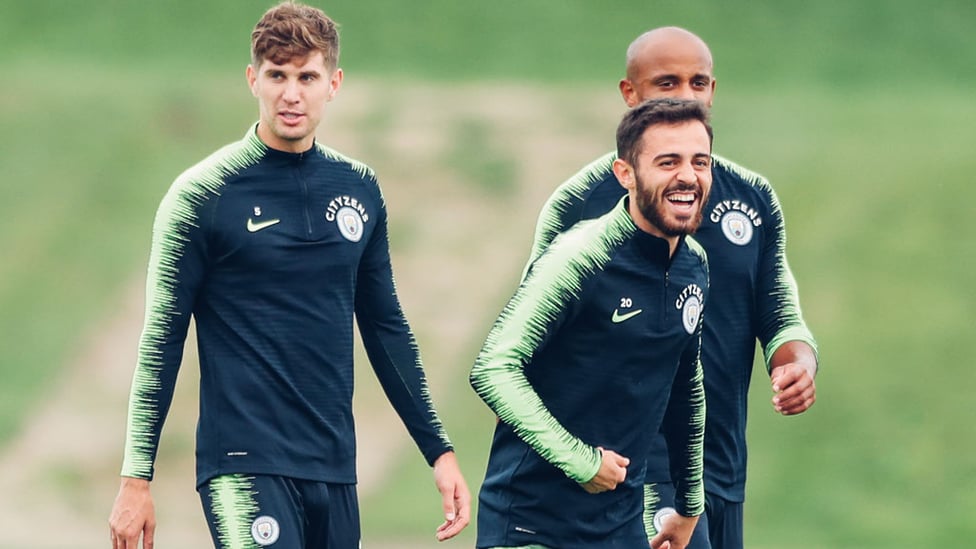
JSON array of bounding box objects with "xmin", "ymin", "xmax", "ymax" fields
[{"xmin": 251, "ymin": 515, "xmax": 280, "ymax": 546}]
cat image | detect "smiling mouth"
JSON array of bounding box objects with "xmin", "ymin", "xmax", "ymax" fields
[{"xmin": 666, "ymin": 190, "xmax": 699, "ymax": 208}]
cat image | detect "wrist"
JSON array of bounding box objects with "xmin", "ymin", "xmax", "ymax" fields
[
  {"xmin": 120, "ymin": 476, "xmax": 151, "ymax": 490},
  {"xmin": 433, "ymin": 450, "xmax": 457, "ymax": 468}
]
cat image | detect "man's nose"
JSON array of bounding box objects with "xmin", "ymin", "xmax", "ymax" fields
[
  {"xmin": 677, "ymin": 161, "xmax": 698, "ymax": 183},
  {"xmin": 282, "ymin": 79, "xmax": 301, "ymax": 102},
  {"xmin": 675, "ymin": 84, "xmax": 697, "ymax": 101}
]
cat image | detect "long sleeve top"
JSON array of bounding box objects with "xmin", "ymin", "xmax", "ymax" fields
[
  {"xmin": 525, "ymin": 151, "xmax": 817, "ymax": 501},
  {"xmin": 121, "ymin": 125, "xmax": 452, "ymax": 487},
  {"xmin": 471, "ymin": 197, "xmax": 707, "ymax": 548}
]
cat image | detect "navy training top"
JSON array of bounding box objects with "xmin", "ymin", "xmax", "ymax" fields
[
  {"xmin": 472, "ymin": 197, "xmax": 707, "ymax": 548},
  {"xmin": 525, "ymin": 151, "xmax": 817, "ymax": 501},
  {"xmin": 120, "ymin": 125, "xmax": 452, "ymax": 487}
]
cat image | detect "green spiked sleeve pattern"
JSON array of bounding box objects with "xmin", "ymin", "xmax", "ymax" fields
[
  {"xmin": 663, "ymin": 237, "xmax": 707, "ymax": 518},
  {"xmin": 351, "ymin": 167, "xmax": 453, "ymax": 464},
  {"xmin": 121, "ymin": 131, "xmax": 265, "ymax": 480},
  {"xmin": 471, "ymin": 200, "xmax": 634, "ymax": 484},
  {"xmin": 713, "ymin": 155, "xmax": 818, "ymax": 372},
  {"xmin": 521, "ymin": 151, "xmax": 617, "ymax": 280},
  {"xmin": 666, "ymin": 347, "xmax": 707, "ymax": 518}
]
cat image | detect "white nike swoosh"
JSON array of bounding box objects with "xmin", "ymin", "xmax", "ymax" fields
[
  {"xmin": 611, "ymin": 308, "xmax": 643, "ymax": 323},
  {"xmin": 247, "ymin": 218, "xmax": 281, "ymax": 233}
]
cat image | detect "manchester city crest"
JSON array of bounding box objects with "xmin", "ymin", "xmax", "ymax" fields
[
  {"xmin": 325, "ymin": 195, "xmax": 369, "ymax": 243},
  {"xmin": 681, "ymin": 295, "xmax": 702, "ymax": 335},
  {"xmin": 335, "ymin": 206, "xmax": 364, "ymax": 242},
  {"xmin": 251, "ymin": 515, "xmax": 280, "ymax": 546},
  {"xmin": 720, "ymin": 210, "xmax": 753, "ymax": 246},
  {"xmin": 675, "ymin": 283, "xmax": 704, "ymax": 335}
]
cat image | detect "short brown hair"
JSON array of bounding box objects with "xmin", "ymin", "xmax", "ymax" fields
[
  {"xmin": 251, "ymin": 1, "xmax": 340, "ymax": 70},
  {"xmin": 616, "ymin": 98, "xmax": 713, "ymax": 168}
]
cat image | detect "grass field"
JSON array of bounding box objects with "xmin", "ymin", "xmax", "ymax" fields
[{"xmin": 1, "ymin": 0, "xmax": 974, "ymax": 547}]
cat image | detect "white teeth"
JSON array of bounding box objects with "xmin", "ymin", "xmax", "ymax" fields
[{"xmin": 668, "ymin": 193, "xmax": 695, "ymax": 203}]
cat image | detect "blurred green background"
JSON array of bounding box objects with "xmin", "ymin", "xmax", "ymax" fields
[{"xmin": 1, "ymin": 0, "xmax": 974, "ymax": 547}]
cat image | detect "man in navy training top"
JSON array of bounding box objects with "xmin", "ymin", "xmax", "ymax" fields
[
  {"xmin": 525, "ymin": 27, "xmax": 819, "ymax": 549},
  {"xmin": 108, "ymin": 2, "xmax": 470, "ymax": 548},
  {"xmin": 471, "ymin": 98, "xmax": 714, "ymax": 549}
]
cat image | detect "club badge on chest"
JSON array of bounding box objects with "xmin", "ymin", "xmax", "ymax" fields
[{"xmin": 325, "ymin": 195, "xmax": 369, "ymax": 243}]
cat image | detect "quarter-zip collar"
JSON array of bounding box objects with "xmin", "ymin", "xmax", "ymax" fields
[
  {"xmin": 619, "ymin": 197, "xmax": 684, "ymax": 264},
  {"xmin": 246, "ymin": 122, "xmax": 316, "ymax": 163}
]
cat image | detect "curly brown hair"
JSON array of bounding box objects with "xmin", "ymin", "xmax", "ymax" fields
[{"xmin": 251, "ymin": 1, "xmax": 339, "ymax": 70}]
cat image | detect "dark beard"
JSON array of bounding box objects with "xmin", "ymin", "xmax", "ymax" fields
[{"xmin": 635, "ymin": 180, "xmax": 705, "ymax": 237}]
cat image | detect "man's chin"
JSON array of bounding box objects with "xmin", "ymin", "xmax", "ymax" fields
[
  {"xmin": 662, "ymin": 218, "xmax": 703, "ymax": 237},
  {"xmin": 277, "ymin": 129, "xmax": 310, "ymax": 142}
]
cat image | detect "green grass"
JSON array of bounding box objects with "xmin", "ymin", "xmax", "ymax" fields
[
  {"xmin": 3, "ymin": 0, "xmax": 974, "ymax": 87},
  {"xmin": 728, "ymin": 89, "xmax": 976, "ymax": 547},
  {"xmin": 0, "ymin": 66, "xmax": 255, "ymax": 440},
  {"xmin": 2, "ymin": 0, "xmax": 974, "ymax": 547}
]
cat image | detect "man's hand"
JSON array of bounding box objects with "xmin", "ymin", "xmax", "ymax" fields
[
  {"xmin": 649, "ymin": 511, "xmax": 698, "ymax": 549},
  {"xmin": 769, "ymin": 341, "xmax": 818, "ymax": 416},
  {"xmin": 432, "ymin": 451, "xmax": 471, "ymax": 541},
  {"xmin": 580, "ymin": 447, "xmax": 629, "ymax": 494},
  {"xmin": 770, "ymin": 362, "xmax": 816, "ymax": 415},
  {"xmin": 109, "ymin": 477, "xmax": 155, "ymax": 549}
]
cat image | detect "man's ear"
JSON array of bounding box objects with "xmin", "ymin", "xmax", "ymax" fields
[
  {"xmin": 327, "ymin": 67, "xmax": 344, "ymax": 101},
  {"xmin": 619, "ymin": 79, "xmax": 640, "ymax": 108},
  {"xmin": 612, "ymin": 157, "xmax": 636, "ymax": 191},
  {"xmin": 246, "ymin": 64, "xmax": 258, "ymax": 97}
]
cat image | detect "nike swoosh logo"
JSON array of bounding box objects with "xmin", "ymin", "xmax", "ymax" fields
[
  {"xmin": 611, "ymin": 308, "xmax": 643, "ymax": 323},
  {"xmin": 247, "ymin": 218, "xmax": 281, "ymax": 233}
]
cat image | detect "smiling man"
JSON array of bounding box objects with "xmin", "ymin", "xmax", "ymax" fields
[
  {"xmin": 524, "ymin": 27, "xmax": 819, "ymax": 549},
  {"xmin": 107, "ymin": 3, "xmax": 470, "ymax": 548},
  {"xmin": 470, "ymin": 98, "xmax": 712, "ymax": 549}
]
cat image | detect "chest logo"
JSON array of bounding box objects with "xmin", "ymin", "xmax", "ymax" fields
[
  {"xmin": 720, "ymin": 211, "xmax": 754, "ymax": 246},
  {"xmin": 247, "ymin": 217, "xmax": 281, "ymax": 233},
  {"xmin": 709, "ymin": 199, "xmax": 762, "ymax": 246},
  {"xmin": 612, "ymin": 309, "xmax": 643, "ymax": 323},
  {"xmin": 612, "ymin": 297, "xmax": 642, "ymax": 323},
  {"xmin": 335, "ymin": 207, "xmax": 364, "ymax": 242},
  {"xmin": 325, "ymin": 195, "xmax": 369, "ymax": 243},
  {"xmin": 675, "ymin": 284, "xmax": 704, "ymax": 335}
]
